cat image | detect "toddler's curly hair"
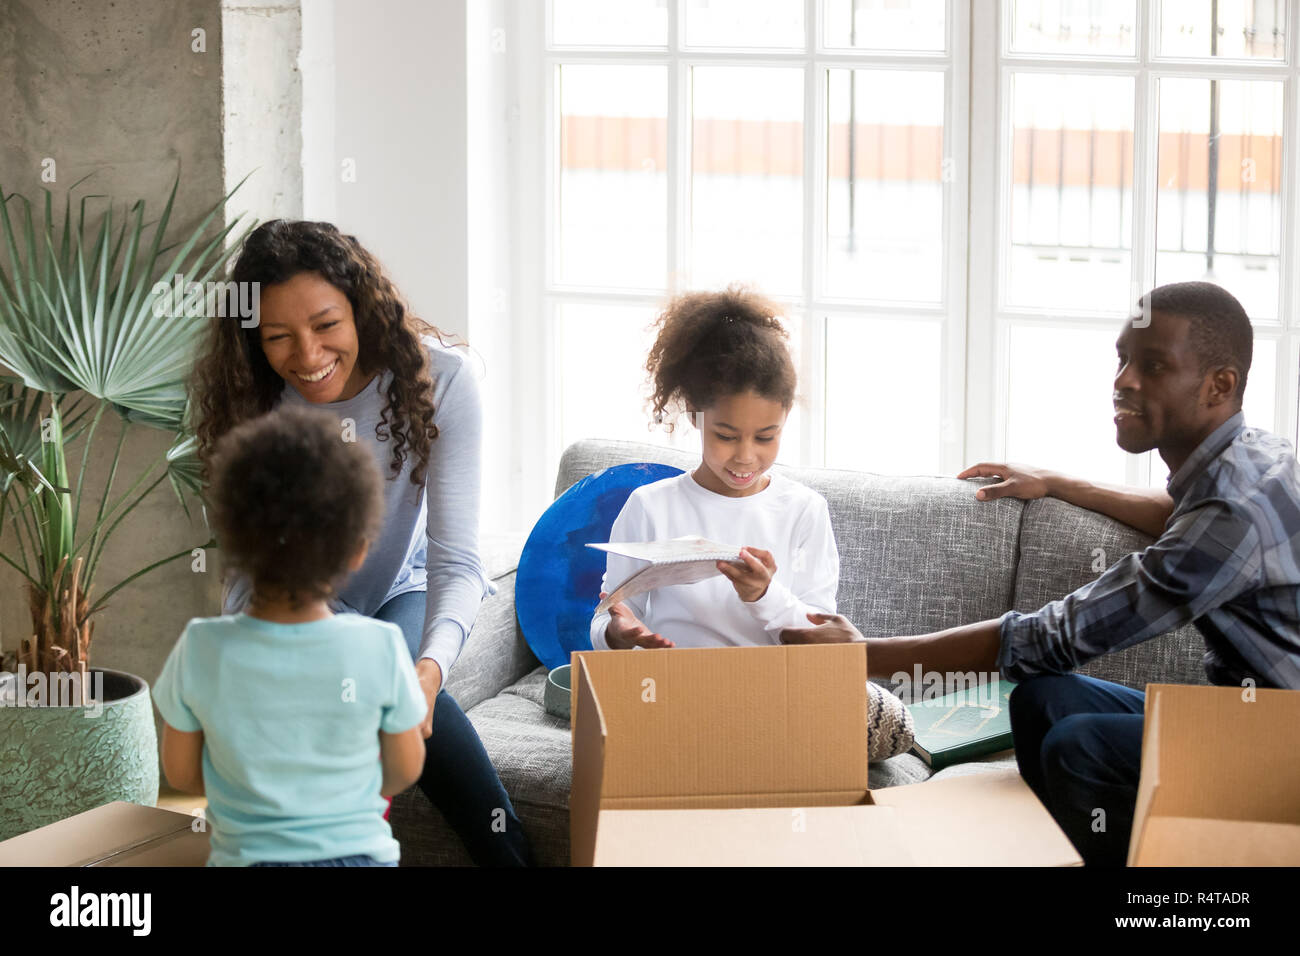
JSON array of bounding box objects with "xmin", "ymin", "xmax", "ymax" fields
[
  {"xmin": 645, "ymin": 285, "xmax": 796, "ymax": 430},
  {"xmin": 209, "ymin": 405, "xmax": 383, "ymax": 608}
]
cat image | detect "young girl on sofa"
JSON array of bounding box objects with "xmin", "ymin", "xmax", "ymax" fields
[{"xmin": 589, "ymin": 287, "xmax": 914, "ymax": 760}]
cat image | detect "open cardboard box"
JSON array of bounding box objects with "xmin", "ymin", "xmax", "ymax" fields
[
  {"xmin": 570, "ymin": 642, "xmax": 1081, "ymax": 866},
  {"xmin": 1128, "ymin": 683, "xmax": 1300, "ymax": 866},
  {"xmin": 0, "ymin": 801, "xmax": 210, "ymax": 866}
]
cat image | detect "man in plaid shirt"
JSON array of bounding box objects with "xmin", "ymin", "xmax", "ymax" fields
[{"xmin": 783, "ymin": 281, "xmax": 1300, "ymax": 866}]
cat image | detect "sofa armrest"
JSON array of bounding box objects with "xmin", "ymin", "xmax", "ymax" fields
[{"xmin": 443, "ymin": 570, "xmax": 540, "ymax": 713}]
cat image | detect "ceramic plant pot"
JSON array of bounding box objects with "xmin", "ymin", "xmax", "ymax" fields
[{"xmin": 0, "ymin": 668, "xmax": 159, "ymax": 841}]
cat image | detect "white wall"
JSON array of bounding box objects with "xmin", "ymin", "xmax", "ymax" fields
[
  {"xmin": 301, "ymin": 0, "xmax": 525, "ymax": 533},
  {"xmin": 302, "ymin": 0, "xmax": 469, "ymax": 340}
]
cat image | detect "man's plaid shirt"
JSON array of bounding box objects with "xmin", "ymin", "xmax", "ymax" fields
[{"xmin": 999, "ymin": 412, "xmax": 1300, "ymax": 689}]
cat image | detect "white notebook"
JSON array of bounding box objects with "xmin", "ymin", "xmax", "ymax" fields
[{"xmin": 588, "ymin": 536, "xmax": 744, "ymax": 615}]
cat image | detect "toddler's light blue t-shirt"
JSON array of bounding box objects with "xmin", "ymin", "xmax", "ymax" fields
[{"xmin": 153, "ymin": 612, "xmax": 427, "ymax": 866}]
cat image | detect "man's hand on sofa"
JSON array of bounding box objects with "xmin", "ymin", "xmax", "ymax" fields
[
  {"xmin": 959, "ymin": 461, "xmax": 1175, "ymax": 538},
  {"xmin": 957, "ymin": 461, "xmax": 1054, "ymax": 502},
  {"xmin": 415, "ymin": 658, "xmax": 443, "ymax": 739},
  {"xmin": 780, "ymin": 612, "xmax": 865, "ymax": 645},
  {"xmin": 601, "ymin": 594, "xmax": 676, "ymax": 649}
]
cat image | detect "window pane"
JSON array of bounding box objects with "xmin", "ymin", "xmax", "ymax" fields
[
  {"xmin": 1009, "ymin": 0, "xmax": 1137, "ymax": 56},
  {"xmin": 1006, "ymin": 324, "xmax": 1132, "ymax": 485},
  {"xmin": 557, "ymin": 303, "xmax": 688, "ymax": 450},
  {"xmin": 557, "ymin": 304, "xmax": 805, "ymax": 464},
  {"xmin": 552, "ymin": 0, "xmax": 668, "ymax": 47},
  {"xmin": 685, "ymin": 0, "xmax": 804, "ymax": 49},
  {"xmin": 823, "ymin": 0, "xmax": 946, "ymax": 52},
  {"xmin": 1157, "ymin": 0, "xmax": 1286, "ymax": 59},
  {"xmin": 559, "ymin": 66, "xmax": 667, "ymax": 290},
  {"xmin": 691, "ymin": 67, "xmax": 804, "ymax": 294},
  {"xmin": 1007, "ymin": 73, "xmax": 1134, "ymax": 312},
  {"xmin": 826, "ymin": 69, "xmax": 945, "ymax": 303},
  {"xmin": 1154, "ymin": 78, "xmax": 1283, "ymax": 321},
  {"xmin": 1242, "ymin": 336, "xmax": 1277, "ymax": 433},
  {"xmin": 825, "ymin": 317, "xmax": 943, "ymax": 475}
]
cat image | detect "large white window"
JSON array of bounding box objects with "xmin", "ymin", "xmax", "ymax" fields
[
  {"xmin": 971, "ymin": 0, "xmax": 1300, "ymax": 488},
  {"xmin": 526, "ymin": 0, "xmax": 969, "ymax": 490},
  {"xmin": 514, "ymin": 0, "xmax": 1300, "ymax": 520}
]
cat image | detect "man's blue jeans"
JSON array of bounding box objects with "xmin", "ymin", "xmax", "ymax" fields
[
  {"xmin": 1008, "ymin": 673, "xmax": 1146, "ymax": 867},
  {"xmin": 376, "ymin": 591, "xmax": 534, "ymax": 866}
]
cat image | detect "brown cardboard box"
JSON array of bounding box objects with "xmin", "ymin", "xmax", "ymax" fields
[
  {"xmin": 1128, "ymin": 683, "xmax": 1300, "ymax": 866},
  {"xmin": 0, "ymin": 801, "xmax": 210, "ymax": 866},
  {"xmin": 571, "ymin": 642, "xmax": 1082, "ymax": 866}
]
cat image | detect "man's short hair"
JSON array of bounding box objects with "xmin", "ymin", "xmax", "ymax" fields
[{"xmin": 1138, "ymin": 281, "xmax": 1253, "ymax": 402}]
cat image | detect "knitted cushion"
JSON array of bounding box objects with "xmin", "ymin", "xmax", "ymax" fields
[{"xmin": 867, "ymin": 681, "xmax": 915, "ymax": 762}]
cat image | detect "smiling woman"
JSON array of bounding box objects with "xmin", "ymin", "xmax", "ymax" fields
[{"xmin": 187, "ymin": 220, "xmax": 533, "ymax": 866}]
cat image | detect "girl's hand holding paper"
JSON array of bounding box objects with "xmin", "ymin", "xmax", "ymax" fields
[{"xmin": 715, "ymin": 546, "xmax": 776, "ymax": 603}]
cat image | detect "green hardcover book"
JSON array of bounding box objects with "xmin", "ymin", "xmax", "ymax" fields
[{"xmin": 907, "ymin": 679, "xmax": 1018, "ymax": 771}]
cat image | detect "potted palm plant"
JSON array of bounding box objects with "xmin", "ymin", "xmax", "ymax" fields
[{"xmin": 0, "ymin": 174, "xmax": 251, "ymax": 840}]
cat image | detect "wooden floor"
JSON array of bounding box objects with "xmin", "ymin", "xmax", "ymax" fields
[{"xmin": 156, "ymin": 786, "xmax": 207, "ymax": 816}]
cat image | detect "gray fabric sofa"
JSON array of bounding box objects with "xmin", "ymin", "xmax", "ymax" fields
[{"xmin": 390, "ymin": 439, "xmax": 1207, "ymax": 866}]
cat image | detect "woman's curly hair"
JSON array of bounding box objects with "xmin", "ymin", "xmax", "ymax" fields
[
  {"xmin": 645, "ymin": 285, "xmax": 796, "ymax": 431},
  {"xmin": 190, "ymin": 219, "xmax": 452, "ymax": 487}
]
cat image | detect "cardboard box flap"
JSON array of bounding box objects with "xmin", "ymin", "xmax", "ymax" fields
[
  {"xmin": 1140, "ymin": 684, "xmax": 1300, "ymax": 822},
  {"xmin": 1129, "ymin": 684, "xmax": 1300, "ymax": 866},
  {"xmin": 592, "ymin": 772, "xmax": 1081, "ymax": 866},
  {"xmin": 871, "ymin": 769, "xmax": 1083, "ymax": 866},
  {"xmin": 0, "ymin": 801, "xmax": 202, "ymax": 867},
  {"xmin": 569, "ymin": 655, "xmax": 608, "ymax": 868},
  {"xmin": 1127, "ymin": 678, "xmax": 1162, "ymax": 865},
  {"xmin": 1134, "ymin": 816, "xmax": 1300, "ymax": 866},
  {"xmin": 575, "ymin": 644, "xmax": 869, "ymax": 801},
  {"xmin": 601, "ymin": 789, "xmax": 868, "ymax": 810},
  {"xmin": 594, "ymin": 805, "xmax": 916, "ymax": 866}
]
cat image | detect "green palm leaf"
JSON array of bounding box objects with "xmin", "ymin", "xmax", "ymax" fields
[{"xmin": 0, "ymin": 172, "xmax": 256, "ymax": 670}]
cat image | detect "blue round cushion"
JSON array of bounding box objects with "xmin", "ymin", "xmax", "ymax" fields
[{"xmin": 515, "ymin": 462, "xmax": 683, "ymax": 670}]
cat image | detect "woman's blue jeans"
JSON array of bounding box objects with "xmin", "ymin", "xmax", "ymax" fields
[{"xmin": 375, "ymin": 591, "xmax": 534, "ymax": 866}]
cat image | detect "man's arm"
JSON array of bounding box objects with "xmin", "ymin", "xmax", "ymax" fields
[
  {"xmin": 781, "ymin": 612, "xmax": 1002, "ymax": 679},
  {"xmin": 959, "ymin": 462, "xmax": 1174, "ymax": 538},
  {"xmin": 788, "ymin": 499, "xmax": 1260, "ymax": 684}
]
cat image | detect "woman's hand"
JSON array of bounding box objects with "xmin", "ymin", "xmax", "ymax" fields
[
  {"xmin": 414, "ymin": 658, "xmax": 442, "ymax": 739},
  {"xmin": 601, "ymin": 593, "xmax": 675, "ymax": 649},
  {"xmin": 716, "ymin": 547, "xmax": 776, "ymax": 603}
]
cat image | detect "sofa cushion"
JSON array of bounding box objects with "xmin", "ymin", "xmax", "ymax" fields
[
  {"xmin": 823, "ymin": 475, "xmax": 1022, "ymax": 639},
  {"xmin": 925, "ymin": 749, "xmax": 1020, "ymax": 782},
  {"xmin": 556, "ymin": 439, "xmax": 699, "ymax": 498},
  {"xmin": 869, "ymin": 752, "xmax": 933, "ymax": 789},
  {"xmin": 1011, "ymin": 497, "xmax": 1208, "ymax": 690},
  {"xmin": 443, "ymin": 570, "xmax": 541, "ymax": 715}
]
